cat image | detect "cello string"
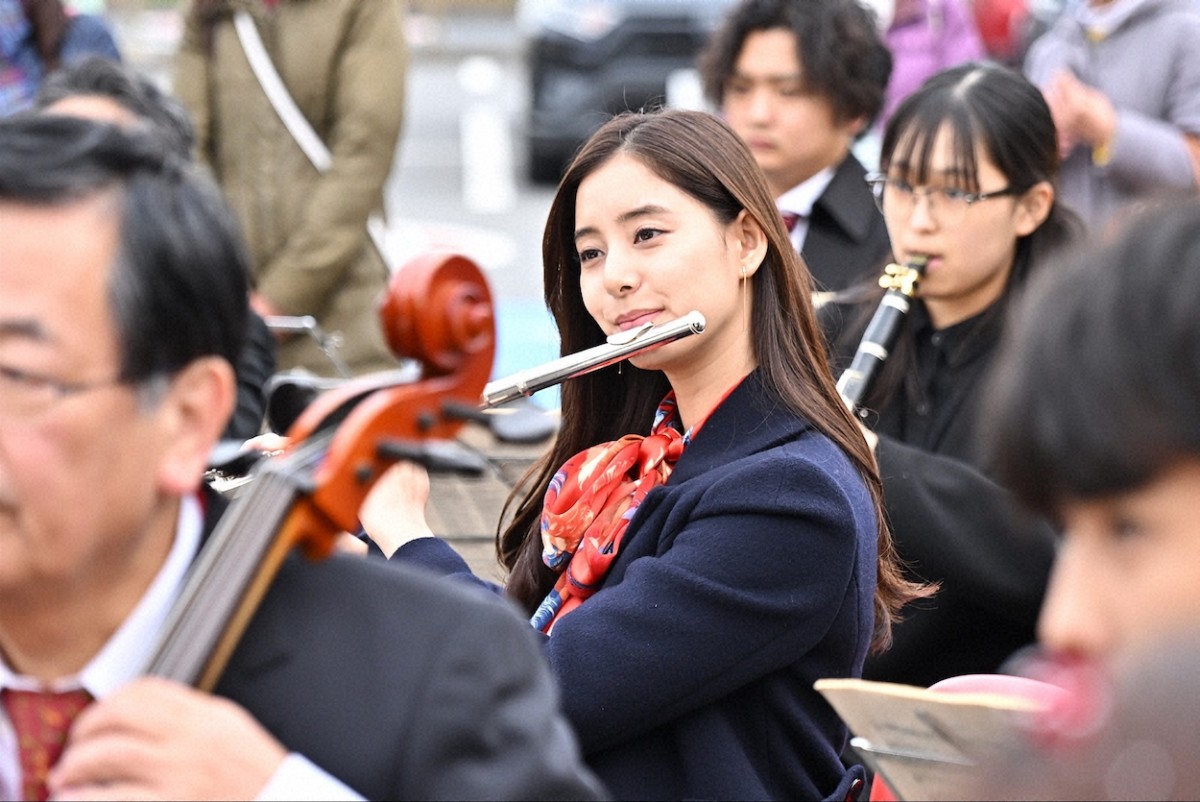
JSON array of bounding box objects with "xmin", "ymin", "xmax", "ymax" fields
[{"xmin": 144, "ymin": 440, "xmax": 327, "ymax": 684}]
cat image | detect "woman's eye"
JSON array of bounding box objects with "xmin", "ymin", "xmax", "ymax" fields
[
  {"xmin": 577, "ymin": 247, "xmax": 602, "ymax": 264},
  {"xmin": 891, "ymin": 178, "xmax": 915, "ymax": 196},
  {"xmin": 942, "ymin": 187, "xmax": 971, "ymax": 202},
  {"xmin": 634, "ymin": 227, "xmax": 662, "ymax": 244}
]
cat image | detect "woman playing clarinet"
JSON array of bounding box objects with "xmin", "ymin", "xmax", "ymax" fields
[
  {"xmin": 364, "ymin": 107, "xmax": 928, "ymax": 801},
  {"xmin": 822, "ymin": 62, "xmax": 1085, "ymax": 689}
]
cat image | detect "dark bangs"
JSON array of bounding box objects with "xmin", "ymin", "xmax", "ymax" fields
[
  {"xmin": 880, "ymin": 91, "xmax": 982, "ymax": 191},
  {"xmin": 881, "ymin": 63, "xmax": 1058, "ymax": 196}
]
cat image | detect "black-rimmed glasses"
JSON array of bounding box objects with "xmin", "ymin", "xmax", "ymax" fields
[{"xmin": 866, "ymin": 173, "xmax": 1016, "ymax": 225}]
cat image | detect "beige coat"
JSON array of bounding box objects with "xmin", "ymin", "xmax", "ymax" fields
[{"xmin": 175, "ymin": 0, "xmax": 407, "ymax": 376}]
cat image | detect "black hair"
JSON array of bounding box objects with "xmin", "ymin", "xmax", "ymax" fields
[
  {"xmin": 697, "ymin": 0, "xmax": 892, "ymax": 132},
  {"xmin": 0, "ymin": 114, "xmax": 248, "ymax": 381},
  {"xmin": 984, "ymin": 200, "xmax": 1200, "ymax": 517},
  {"xmin": 36, "ymin": 55, "xmax": 197, "ymax": 159},
  {"xmin": 879, "ymin": 61, "xmax": 1071, "ymax": 282}
]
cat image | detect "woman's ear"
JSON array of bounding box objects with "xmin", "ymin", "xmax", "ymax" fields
[
  {"xmin": 733, "ymin": 210, "xmax": 768, "ymax": 279},
  {"xmin": 1014, "ymin": 180, "xmax": 1055, "ymax": 237}
]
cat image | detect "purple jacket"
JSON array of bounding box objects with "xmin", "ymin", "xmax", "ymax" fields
[{"xmin": 883, "ymin": 0, "xmax": 986, "ymax": 126}]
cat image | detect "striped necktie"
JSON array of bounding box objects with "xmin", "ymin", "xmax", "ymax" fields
[{"xmin": 2, "ymin": 687, "xmax": 92, "ymax": 801}]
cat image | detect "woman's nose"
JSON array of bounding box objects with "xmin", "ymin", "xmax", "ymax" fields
[
  {"xmin": 908, "ymin": 189, "xmax": 938, "ymax": 230},
  {"xmin": 602, "ymin": 253, "xmax": 638, "ymax": 295}
]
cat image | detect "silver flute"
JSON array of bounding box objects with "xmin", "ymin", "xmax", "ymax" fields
[{"xmin": 482, "ymin": 310, "xmax": 707, "ymax": 408}]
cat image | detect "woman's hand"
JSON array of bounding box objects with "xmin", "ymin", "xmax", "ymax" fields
[
  {"xmin": 359, "ymin": 460, "xmax": 435, "ymax": 558},
  {"xmin": 249, "ymin": 291, "xmax": 283, "ymax": 320}
]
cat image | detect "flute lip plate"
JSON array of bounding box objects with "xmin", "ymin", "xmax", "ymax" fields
[{"xmin": 606, "ymin": 321, "xmax": 654, "ymax": 346}]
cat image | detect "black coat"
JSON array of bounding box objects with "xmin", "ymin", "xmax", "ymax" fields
[
  {"xmin": 824, "ymin": 303, "xmax": 1057, "ymax": 688},
  {"xmin": 800, "ymin": 153, "xmax": 892, "ymax": 293},
  {"xmin": 223, "ymin": 311, "xmax": 276, "ymax": 441}
]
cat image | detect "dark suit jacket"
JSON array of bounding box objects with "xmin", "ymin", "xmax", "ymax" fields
[
  {"xmin": 196, "ymin": 492, "xmax": 606, "ymax": 801},
  {"xmin": 801, "ymin": 153, "xmax": 892, "ymax": 293},
  {"xmin": 223, "ymin": 311, "xmax": 277, "ymax": 442}
]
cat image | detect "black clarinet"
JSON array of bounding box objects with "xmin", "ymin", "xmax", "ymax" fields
[{"xmin": 835, "ymin": 255, "xmax": 928, "ymax": 413}]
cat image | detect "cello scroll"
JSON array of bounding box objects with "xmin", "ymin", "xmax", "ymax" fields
[{"xmin": 147, "ymin": 251, "xmax": 495, "ymax": 691}]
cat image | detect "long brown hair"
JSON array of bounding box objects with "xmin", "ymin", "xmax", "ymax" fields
[{"xmin": 498, "ymin": 108, "xmax": 927, "ymax": 653}]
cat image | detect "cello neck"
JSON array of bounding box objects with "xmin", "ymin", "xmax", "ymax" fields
[{"xmin": 144, "ymin": 435, "xmax": 329, "ymax": 689}]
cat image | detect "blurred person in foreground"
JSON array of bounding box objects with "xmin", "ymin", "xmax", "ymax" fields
[
  {"xmin": 961, "ymin": 200, "xmax": 1200, "ymax": 800},
  {"xmin": 985, "ymin": 198, "xmax": 1200, "ymax": 677},
  {"xmin": 968, "ymin": 627, "xmax": 1200, "ymax": 800},
  {"xmin": 0, "ymin": 113, "xmax": 604, "ymax": 801},
  {"xmin": 696, "ymin": 0, "xmax": 893, "ymax": 293},
  {"xmin": 175, "ymin": 0, "xmax": 406, "ymax": 377},
  {"xmin": 363, "ymin": 106, "xmax": 932, "ymax": 801}
]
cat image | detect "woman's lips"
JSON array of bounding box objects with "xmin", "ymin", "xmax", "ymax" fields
[{"xmin": 616, "ymin": 310, "xmax": 661, "ymax": 330}]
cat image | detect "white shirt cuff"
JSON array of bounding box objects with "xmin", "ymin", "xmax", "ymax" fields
[{"xmin": 255, "ymin": 753, "xmax": 364, "ymax": 801}]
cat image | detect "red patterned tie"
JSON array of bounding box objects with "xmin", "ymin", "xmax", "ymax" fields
[
  {"xmin": 2, "ymin": 687, "xmax": 92, "ymax": 801},
  {"xmin": 781, "ymin": 211, "xmax": 801, "ymax": 232}
]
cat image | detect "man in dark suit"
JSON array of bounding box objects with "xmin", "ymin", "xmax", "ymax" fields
[
  {"xmin": 0, "ymin": 115, "xmax": 604, "ymax": 801},
  {"xmin": 698, "ymin": 0, "xmax": 893, "ymax": 294}
]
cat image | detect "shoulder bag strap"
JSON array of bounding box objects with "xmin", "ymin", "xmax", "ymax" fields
[{"xmin": 231, "ymin": 10, "xmax": 391, "ymax": 263}]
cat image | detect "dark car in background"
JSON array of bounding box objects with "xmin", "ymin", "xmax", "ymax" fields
[{"xmin": 517, "ymin": 0, "xmax": 738, "ymax": 183}]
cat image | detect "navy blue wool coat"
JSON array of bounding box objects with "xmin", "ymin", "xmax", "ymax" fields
[{"xmin": 400, "ymin": 373, "xmax": 877, "ymax": 801}]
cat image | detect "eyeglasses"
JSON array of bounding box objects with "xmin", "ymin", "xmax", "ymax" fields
[
  {"xmin": 866, "ymin": 173, "xmax": 1016, "ymax": 225},
  {"xmin": 0, "ymin": 363, "xmax": 129, "ymax": 421}
]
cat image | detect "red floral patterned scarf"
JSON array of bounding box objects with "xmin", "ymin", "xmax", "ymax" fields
[{"xmin": 531, "ymin": 392, "xmax": 706, "ymax": 633}]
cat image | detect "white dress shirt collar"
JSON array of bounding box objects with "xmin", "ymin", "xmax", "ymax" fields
[
  {"xmin": 0, "ymin": 495, "xmax": 203, "ymax": 799},
  {"xmin": 777, "ymin": 166, "xmax": 836, "ymax": 251}
]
